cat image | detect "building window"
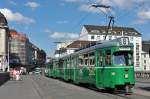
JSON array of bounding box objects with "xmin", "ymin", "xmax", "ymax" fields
[
  {"xmin": 144, "ymin": 60, "xmax": 146, "ymax": 63},
  {"xmin": 130, "ymin": 36, "xmax": 133, "ymax": 41},
  {"xmin": 136, "ymin": 64, "xmax": 139, "ymax": 67},
  {"xmin": 144, "ymin": 66, "xmax": 146, "ymax": 70},
  {"xmin": 91, "ymin": 30, "xmax": 99, "ymax": 33},
  {"xmin": 91, "ymin": 35, "xmax": 94, "ymax": 40},
  {"xmin": 102, "ymin": 30, "xmax": 105, "ymax": 34},
  {"xmin": 97, "ymin": 35, "xmax": 100, "ymax": 40},
  {"xmin": 109, "ymin": 36, "xmax": 112, "ymax": 40},
  {"xmin": 144, "ymin": 54, "xmax": 146, "ymax": 58},
  {"xmin": 103, "ymin": 36, "xmax": 105, "ymax": 40}
]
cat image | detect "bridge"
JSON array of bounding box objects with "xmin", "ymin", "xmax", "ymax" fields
[{"xmin": 0, "ymin": 74, "xmax": 149, "ymax": 99}]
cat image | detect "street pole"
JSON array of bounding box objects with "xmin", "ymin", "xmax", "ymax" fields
[{"xmin": 7, "ymin": 37, "xmax": 10, "ymax": 72}]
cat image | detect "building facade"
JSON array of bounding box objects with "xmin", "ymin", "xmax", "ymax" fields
[
  {"xmin": 9, "ymin": 29, "xmax": 28, "ymax": 66},
  {"xmin": 141, "ymin": 41, "xmax": 150, "ymax": 71},
  {"xmin": 9, "ymin": 29, "xmax": 46, "ymax": 71},
  {"xmin": 79, "ymin": 25, "xmax": 142, "ymax": 71},
  {"xmin": 0, "ymin": 12, "xmax": 9, "ymax": 72},
  {"xmin": 55, "ymin": 40, "xmax": 96, "ymax": 57},
  {"xmin": 55, "ymin": 41, "xmax": 73, "ymax": 57}
]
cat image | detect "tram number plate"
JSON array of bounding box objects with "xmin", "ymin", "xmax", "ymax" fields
[{"xmin": 120, "ymin": 37, "xmax": 129, "ymax": 45}]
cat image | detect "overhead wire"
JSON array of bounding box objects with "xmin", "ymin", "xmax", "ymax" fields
[
  {"xmin": 54, "ymin": 0, "xmax": 148, "ymax": 55},
  {"xmin": 69, "ymin": 0, "xmax": 94, "ymax": 32},
  {"xmin": 55, "ymin": 0, "xmax": 115, "ymax": 48}
]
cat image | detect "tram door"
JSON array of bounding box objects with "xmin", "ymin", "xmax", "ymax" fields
[
  {"xmin": 65, "ymin": 58, "xmax": 71, "ymax": 80},
  {"xmin": 103, "ymin": 49, "xmax": 112, "ymax": 86},
  {"xmin": 97, "ymin": 49, "xmax": 103, "ymax": 86}
]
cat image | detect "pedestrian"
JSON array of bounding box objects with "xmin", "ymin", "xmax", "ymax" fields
[
  {"xmin": 19, "ymin": 67, "xmax": 23, "ymax": 80},
  {"xmin": 13, "ymin": 68, "xmax": 17, "ymax": 80},
  {"xmin": 15, "ymin": 68, "xmax": 20, "ymax": 81}
]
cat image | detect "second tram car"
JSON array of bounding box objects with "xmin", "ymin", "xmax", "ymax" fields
[{"xmin": 45, "ymin": 37, "xmax": 135, "ymax": 93}]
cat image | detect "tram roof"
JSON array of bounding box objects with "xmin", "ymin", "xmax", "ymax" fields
[{"xmin": 57, "ymin": 37, "xmax": 133, "ymax": 59}]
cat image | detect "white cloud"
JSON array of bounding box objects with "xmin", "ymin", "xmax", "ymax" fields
[
  {"xmin": 133, "ymin": 19, "xmax": 146, "ymax": 24},
  {"xmin": 50, "ymin": 32, "xmax": 79, "ymax": 40},
  {"xmin": 64, "ymin": 0, "xmax": 149, "ymax": 11},
  {"xmin": 0, "ymin": 8, "xmax": 35, "ymax": 24},
  {"xmin": 25, "ymin": 2, "xmax": 40, "ymax": 9},
  {"xmin": 134, "ymin": 9, "xmax": 150, "ymax": 24},
  {"xmin": 95, "ymin": 0, "xmax": 148, "ymax": 9},
  {"xmin": 64, "ymin": 0, "xmax": 86, "ymax": 3},
  {"xmin": 44, "ymin": 29, "xmax": 51, "ymax": 33},
  {"xmin": 56, "ymin": 20, "xmax": 68, "ymax": 24},
  {"xmin": 8, "ymin": 0, "xmax": 17, "ymax": 5},
  {"xmin": 138, "ymin": 10, "xmax": 150, "ymax": 20}
]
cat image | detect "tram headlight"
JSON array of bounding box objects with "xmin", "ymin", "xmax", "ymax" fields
[
  {"xmin": 125, "ymin": 74, "xmax": 128, "ymax": 78},
  {"xmin": 112, "ymin": 72, "xmax": 116, "ymax": 76}
]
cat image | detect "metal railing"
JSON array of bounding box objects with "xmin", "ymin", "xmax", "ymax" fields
[{"xmin": 135, "ymin": 71, "xmax": 150, "ymax": 78}]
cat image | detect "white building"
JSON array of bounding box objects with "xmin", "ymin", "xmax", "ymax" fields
[
  {"xmin": 141, "ymin": 51, "xmax": 150, "ymax": 71},
  {"xmin": 79, "ymin": 25, "xmax": 142, "ymax": 71},
  {"xmin": 54, "ymin": 40, "xmax": 95, "ymax": 57},
  {"xmin": 141, "ymin": 41, "xmax": 150, "ymax": 71},
  {"xmin": 0, "ymin": 12, "xmax": 9, "ymax": 72},
  {"xmin": 55, "ymin": 41, "xmax": 73, "ymax": 57}
]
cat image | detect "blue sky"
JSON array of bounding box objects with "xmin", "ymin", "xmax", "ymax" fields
[{"xmin": 0, "ymin": 0, "xmax": 150, "ymax": 56}]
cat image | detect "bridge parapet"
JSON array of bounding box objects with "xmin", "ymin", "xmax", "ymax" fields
[{"xmin": 135, "ymin": 71, "xmax": 150, "ymax": 79}]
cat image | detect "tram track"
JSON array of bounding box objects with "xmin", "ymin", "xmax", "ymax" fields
[
  {"xmin": 61, "ymin": 81, "xmax": 150, "ymax": 99},
  {"xmin": 33, "ymin": 75, "xmax": 150, "ymax": 99}
]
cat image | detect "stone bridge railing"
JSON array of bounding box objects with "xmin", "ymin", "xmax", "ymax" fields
[{"xmin": 135, "ymin": 71, "xmax": 150, "ymax": 78}]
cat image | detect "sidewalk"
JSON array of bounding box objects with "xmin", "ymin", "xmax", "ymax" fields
[{"xmin": 0, "ymin": 75, "xmax": 41, "ymax": 99}]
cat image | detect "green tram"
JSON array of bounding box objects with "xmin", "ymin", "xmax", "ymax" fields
[{"xmin": 45, "ymin": 37, "xmax": 135, "ymax": 93}]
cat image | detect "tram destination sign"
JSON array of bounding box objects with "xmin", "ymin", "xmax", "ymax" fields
[
  {"xmin": 119, "ymin": 47, "xmax": 131, "ymax": 51},
  {"xmin": 119, "ymin": 37, "xmax": 129, "ymax": 46}
]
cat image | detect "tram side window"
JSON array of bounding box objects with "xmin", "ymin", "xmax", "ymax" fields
[
  {"xmin": 66, "ymin": 59, "xmax": 70, "ymax": 68},
  {"xmin": 58, "ymin": 60, "xmax": 64, "ymax": 68},
  {"xmin": 89, "ymin": 52, "xmax": 95, "ymax": 66},
  {"xmin": 78, "ymin": 54, "xmax": 84, "ymax": 66},
  {"xmin": 71, "ymin": 58, "xmax": 74, "ymax": 68},
  {"xmin": 98, "ymin": 51, "xmax": 102, "ymax": 66},
  {"xmin": 105, "ymin": 50, "xmax": 111, "ymax": 65},
  {"xmin": 54, "ymin": 62, "xmax": 59, "ymax": 68},
  {"xmin": 73, "ymin": 57, "xmax": 77, "ymax": 67},
  {"xmin": 84, "ymin": 53, "xmax": 89, "ymax": 66}
]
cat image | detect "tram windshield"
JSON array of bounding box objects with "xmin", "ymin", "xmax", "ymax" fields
[{"xmin": 113, "ymin": 51, "xmax": 133, "ymax": 66}]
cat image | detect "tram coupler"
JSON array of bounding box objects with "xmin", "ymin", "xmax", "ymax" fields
[{"xmin": 125, "ymin": 85, "xmax": 134, "ymax": 95}]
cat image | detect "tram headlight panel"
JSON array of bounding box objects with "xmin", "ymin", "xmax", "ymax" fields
[
  {"xmin": 125, "ymin": 74, "xmax": 128, "ymax": 78},
  {"xmin": 111, "ymin": 72, "xmax": 116, "ymax": 76}
]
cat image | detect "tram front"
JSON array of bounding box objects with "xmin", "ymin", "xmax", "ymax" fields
[{"xmin": 112, "ymin": 37, "xmax": 135, "ymax": 93}]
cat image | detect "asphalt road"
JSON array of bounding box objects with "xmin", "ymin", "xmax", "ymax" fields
[{"xmin": 0, "ymin": 75, "xmax": 150, "ymax": 99}]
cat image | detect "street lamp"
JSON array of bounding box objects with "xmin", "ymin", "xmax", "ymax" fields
[{"xmin": 7, "ymin": 37, "xmax": 11, "ymax": 72}]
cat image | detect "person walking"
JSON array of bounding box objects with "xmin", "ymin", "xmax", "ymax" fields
[
  {"xmin": 13, "ymin": 68, "xmax": 16, "ymax": 80},
  {"xmin": 15, "ymin": 68, "xmax": 20, "ymax": 81}
]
